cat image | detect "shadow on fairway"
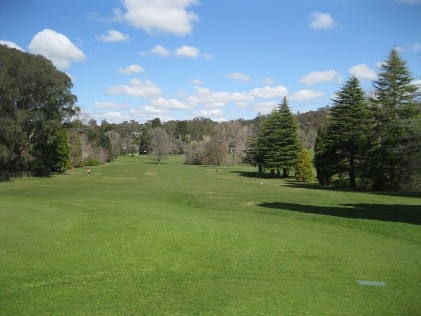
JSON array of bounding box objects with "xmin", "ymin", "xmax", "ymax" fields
[
  {"xmin": 233, "ymin": 171, "xmax": 421, "ymax": 199},
  {"xmin": 257, "ymin": 201, "xmax": 421, "ymax": 225}
]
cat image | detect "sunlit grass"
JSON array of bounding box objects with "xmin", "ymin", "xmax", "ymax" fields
[{"xmin": 1, "ymin": 155, "xmax": 420, "ymax": 315}]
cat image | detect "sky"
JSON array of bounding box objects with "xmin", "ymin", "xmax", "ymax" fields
[{"xmin": 1, "ymin": 0, "xmax": 421, "ymax": 124}]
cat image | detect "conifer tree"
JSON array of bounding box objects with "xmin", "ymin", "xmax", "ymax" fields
[
  {"xmin": 369, "ymin": 48, "xmax": 420, "ymax": 190},
  {"xmin": 328, "ymin": 76, "xmax": 373, "ymax": 187},
  {"xmin": 258, "ymin": 97, "xmax": 301, "ymax": 176},
  {"xmin": 295, "ymin": 149, "xmax": 313, "ymax": 182}
]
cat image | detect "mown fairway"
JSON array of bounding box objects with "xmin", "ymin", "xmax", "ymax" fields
[{"xmin": 1, "ymin": 156, "xmax": 420, "ymax": 315}]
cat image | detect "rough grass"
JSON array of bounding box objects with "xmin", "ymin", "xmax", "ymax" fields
[{"xmin": 1, "ymin": 155, "xmax": 420, "ymax": 315}]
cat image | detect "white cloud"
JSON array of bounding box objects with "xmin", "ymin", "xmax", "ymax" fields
[
  {"xmin": 28, "ymin": 29, "xmax": 87, "ymax": 68},
  {"xmin": 187, "ymin": 86, "xmax": 254, "ymax": 106},
  {"xmin": 118, "ymin": 64, "xmax": 144, "ymax": 75},
  {"xmin": 191, "ymin": 79, "xmax": 204, "ymax": 85},
  {"xmin": 93, "ymin": 112, "xmax": 131, "ymax": 124},
  {"xmin": 349, "ymin": 64, "xmax": 377, "ymax": 81},
  {"xmin": 150, "ymin": 98, "xmax": 195, "ymax": 110},
  {"xmin": 106, "ymin": 79, "xmax": 162, "ymax": 98},
  {"xmin": 129, "ymin": 107, "xmax": 171, "ymax": 121},
  {"xmin": 0, "ymin": 40, "xmax": 24, "ymax": 51},
  {"xmin": 254, "ymin": 101, "xmax": 278, "ymax": 114},
  {"xmin": 410, "ymin": 43, "xmax": 421, "ymax": 52},
  {"xmin": 152, "ymin": 45, "xmax": 172, "ymax": 57},
  {"xmin": 227, "ymin": 72, "xmax": 252, "ymax": 82},
  {"xmin": 94, "ymin": 102, "xmax": 128, "ymax": 109},
  {"xmin": 196, "ymin": 109, "xmax": 224, "ymax": 117},
  {"xmin": 250, "ymin": 85, "xmax": 288, "ymax": 99},
  {"xmin": 263, "ymin": 77, "xmax": 274, "ymax": 85},
  {"xmin": 141, "ymin": 45, "xmax": 211, "ymax": 59},
  {"xmin": 96, "ymin": 29, "xmax": 129, "ymax": 42},
  {"xmin": 175, "ymin": 45, "xmax": 199, "ymax": 58},
  {"xmin": 290, "ymin": 90, "xmax": 325, "ymax": 101},
  {"xmin": 309, "ymin": 12, "xmax": 336, "ymax": 30},
  {"xmin": 299, "ymin": 70, "xmax": 342, "ymax": 85},
  {"xmin": 120, "ymin": 0, "xmax": 199, "ymax": 35},
  {"xmin": 140, "ymin": 45, "xmax": 171, "ymax": 57}
]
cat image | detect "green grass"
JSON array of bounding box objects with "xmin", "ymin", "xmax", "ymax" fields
[{"xmin": 1, "ymin": 155, "xmax": 420, "ymax": 315}]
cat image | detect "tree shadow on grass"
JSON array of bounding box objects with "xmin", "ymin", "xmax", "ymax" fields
[{"xmin": 257, "ymin": 201, "xmax": 421, "ymax": 225}]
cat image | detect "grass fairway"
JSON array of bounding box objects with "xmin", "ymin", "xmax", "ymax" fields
[{"xmin": 1, "ymin": 155, "xmax": 420, "ymax": 315}]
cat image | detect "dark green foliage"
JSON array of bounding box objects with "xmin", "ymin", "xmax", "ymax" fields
[
  {"xmin": 369, "ymin": 48, "xmax": 420, "ymax": 190},
  {"xmin": 0, "ymin": 45, "xmax": 76, "ymax": 177},
  {"xmin": 294, "ymin": 149, "xmax": 313, "ymax": 182},
  {"xmin": 314, "ymin": 127, "xmax": 335, "ymax": 186},
  {"xmin": 50, "ymin": 129, "xmax": 71, "ymax": 172},
  {"xmin": 258, "ymin": 97, "xmax": 301, "ymax": 176},
  {"xmin": 317, "ymin": 76, "xmax": 373, "ymax": 188}
]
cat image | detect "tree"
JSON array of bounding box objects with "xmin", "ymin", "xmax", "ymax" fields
[
  {"xmin": 369, "ymin": 48, "xmax": 420, "ymax": 190},
  {"xmin": 0, "ymin": 45, "xmax": 77, "ymax": 178},
  {"xmin": 314, "ymin": 126, "xmax": 334, "ymax": 186},
  {"xmin": 243, "ymin": 113, "xmax": 266, "ymax": 172},
  {"xmin": 295, "ymin": 149, "xmax": 313, "ymax": 182},
  {"xmin": 50, "ymin": 128, "xmax": 71, "ymax": 172},
  {"xmin": 323, "ymin": 76, "xmax": 373, "ymax": 188},
  {"xmin": 203, "ymin": 124, "xmax": 229, "ymax": 165},
  {"xmin": 149, "ymin": 127, "xmax": 171, "ymax": 164},
  {"xmin": 258, "ymin": 97, "xmax": 301, "ymax": 176}
]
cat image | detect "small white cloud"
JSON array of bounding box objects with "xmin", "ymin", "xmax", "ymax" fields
[
  {"xmin": 0, "ymin": 40, "xmax": 24, "ymax": 51},
  {"xmin": 93, "ymin": 112, "xmax": 131, "ymax": 124},
  {"xmin": 129, "ymin": 106, "xmax": 168, "ymax": 119},
  {"xmin": 254, "ymin": 101, "xmax": 278, "ymax": 114},
  {"xmin": 250, "ymin": 85, "xmax": 288, "ymax": 99},
  {"xmin": 227, "ymin": 72, "xmax": 252, "ymax": 82},
  {"xmin": 299, "ymin": 70, "xmax": 342, "ymax": 85},
  {"xmin": 121, "ymin": 0, "xmax": 199, "ymax": 36},
  {"xmin": 309, "ymin": 12, "xmax": 336, "ymax": 30},
  {"xmin": 118, "ymin": 64, "xmax": 144, "ymax": 75},
  {"xmin": 150, "ymin": 98, "xmax": 195, "ymax": 110},
  {"xmin": 175, "ymin": 45, "xmax": 199, "ymax": 58},
  {"xmin": 96, "ymin": 29, "xmax": 129, "ymax": 42},
  {"xmin": 263, "ymin": 77, "xmax": 274, "ymax": 85},
  {"xmin": 197, "ymin": 109, "xmax": 224, "ymax": 117},
  {"xmin": 28, "ymin": 29, "xmax": 87, "ymax": 68},
  {"xmin": 140, "ymin": 45, "xmax": 171, "ymax": 57},
  {"xmin": 290, "ymin": 90, "xmax": 325, "ymax": 101},
  {"xmin": 106, "ymin": 79, "xmax": 162, "ymax": 98},
  {"xmin": 410, "ymin": 43, "xmax": 421, "ymax": 52},
  {"xmin": 349, "ymin": 64, "xmax": 377, "ymax": 81},
  {"xmin": 191, "ymin": 79, "xmax": 204, "ymax": 85},
  {"xmin": 94, "ymin": 102, "xmax": 128, "ymax": 109}
]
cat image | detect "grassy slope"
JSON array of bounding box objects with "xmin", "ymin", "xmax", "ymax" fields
[{"xmin": 0, "ymin": 155, "xmax": 420, "ymax": 315}]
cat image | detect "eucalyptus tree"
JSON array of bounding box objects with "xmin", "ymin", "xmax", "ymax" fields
[{"xmin": 0, "ymin": 45, "xmax": 77, "ymax": 177}]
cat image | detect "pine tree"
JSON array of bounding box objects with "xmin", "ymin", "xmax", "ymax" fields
[
  {"xmin": 314, "ymin": 126, "xmax": 335, "ymax": 186},
  {"xmin": 327, "ymin": 76, "xmax": 373, "ymax": 187},
  {"xmin": 369, "ymin": 48, "xmax": 420, "ymax": 190},
  {"xmin": 295, "ymin": 149, "xmax": 313, "ymax": 182},
  {"xmin": 258, "ymin": 97, "xmax": 301, "ymax": 176}
]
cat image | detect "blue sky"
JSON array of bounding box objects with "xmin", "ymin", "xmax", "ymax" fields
[{"xmin": 1, "ymin": 0, "xmax": 420, "ymax": 123}]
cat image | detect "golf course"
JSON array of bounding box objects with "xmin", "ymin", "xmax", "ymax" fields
[{"xmin": 1, "ymin": 155, "xmax": 420, "ymax": 315}]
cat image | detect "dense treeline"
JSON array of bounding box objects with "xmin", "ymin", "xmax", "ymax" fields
[{"xmin": 1, "ymin": 45, "xmax": 419, "ymax": 190}]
